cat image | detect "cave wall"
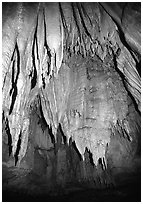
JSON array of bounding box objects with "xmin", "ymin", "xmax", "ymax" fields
[
  {"xmin": 3, "ymin": 54, "xmax": 139, "ymax": 188},
  {"xmin": 2, "ymin": 3, "xmax": 141, "ymax": 195}
]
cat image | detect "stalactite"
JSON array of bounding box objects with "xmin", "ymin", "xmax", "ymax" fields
[{"xmin": 2, "ymin": 3, "xmax": 141, "ymax": 185}]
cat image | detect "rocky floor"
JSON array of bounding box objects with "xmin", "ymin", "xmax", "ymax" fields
[{"xmin": 2, "ymin": 164, "xmax": 141, "ymax": 202}]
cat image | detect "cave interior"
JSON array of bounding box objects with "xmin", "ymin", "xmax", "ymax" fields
[{"xmin": 2, "ymin": 2, "xmax": 141, "ymax": 202}]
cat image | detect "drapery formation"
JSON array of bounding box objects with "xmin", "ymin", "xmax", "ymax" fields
[{"xmin": 2, "ymin": 3, "xmax": 141, "ymax": 167}]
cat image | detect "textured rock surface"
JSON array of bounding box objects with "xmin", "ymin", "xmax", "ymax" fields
[{"xmin": 2, "ymin": 2, "xmax": 141, "ymax": 201}]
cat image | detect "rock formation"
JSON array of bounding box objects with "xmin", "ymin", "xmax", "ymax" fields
[{"xmin": 2, "ymin": 2, "xmax": 141, "ymax": 201}]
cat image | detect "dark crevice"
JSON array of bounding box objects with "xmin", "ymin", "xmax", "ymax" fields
[
  {"xmin": 43, "ymin": 8, "xmax": 51, "ymax": 76},
  {"xmin": 11, "ymin": 60, "xmax": 15, "ymax": 83},
  {"xmin": 31, "ymin": 20, "xmax": 38, "ymax": 90},
  {"xmin": 56, "ymin": 126, "xmax": 63, "ymax": 147},
  {"xmin": 39, "ymin": 96, "xmax": 45, "ymax": 118},
  {"xmin": 9, "ymin": 42, "xmax": 20, "ymax": 115},
  {"xmin": 98, "ymin": 158, "xmax": 104, "ymax": 170},
  {"xmin": 9, "ymin": 87, "xmax": 17, "ymax": 115},
  {"xmin": 14, "ymin": 131, "xmax": 22, "ymax": 166},
  {"xmin": 15, "ymin": 42, "xmax": 20, "ymax": 83},
  {"xmin": 5, "ymin": 117, "xmax": 12, "ymax": 156},
  {"xmin": 48, "ymin": 125, "xmax": 56, "ymax": 146},
  {"xmin": 10, "ymin": 60, "xmax": 15, "ymax": 95},
  {"xmin": 86, "ymin": 148, "xmax": 94, "ymax": 166},
  {"xmin": 35, "ymin": 16, "xmax": 40, "ymax": 61},
  {"xmin": 31, "ymin": 66, "xmax": 37, "ymax": 90},
  {"xmin": 72, "ymin": 141, "xmax": 82, "ymax": 161},
  {"xmin": 58, "ymin": 123, "xmax": 67, "ymax": 145},
  {"xmin": 37, "ymin": 96, "xmax": 55, "ymax": 145},
  {"xmin": 38, "ymin": 96, "xmax": 48, "ymax": 131},
  {"xmin": 10, "ymin": 45, "xmax": 16, "ymax": 62},
  {"xmin": 2, "ymin": 110, "xmax": 5, "ymax": 121},
  {"xmin": 136, "ymin": 60, "xmax": 141, "ymax": 77}
]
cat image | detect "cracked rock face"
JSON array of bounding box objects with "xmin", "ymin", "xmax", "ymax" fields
[{"xmin": 2, "ymin": 2, "xmax": 141, "ymax": 201}]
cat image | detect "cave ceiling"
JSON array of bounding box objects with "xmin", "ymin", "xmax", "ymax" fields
[{"xmin": 2, "ymin": 2, "xmax": 141, "ymax": 167}]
